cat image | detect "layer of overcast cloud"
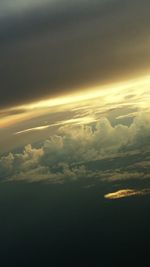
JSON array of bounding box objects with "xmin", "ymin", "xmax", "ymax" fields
[
  {"xmin": 0, "ymin": 112, "xmax": 150, "ymax": 183},
  {"xmin": 0, "ymin": 0, "xmax": 150, "ymax": 108}
]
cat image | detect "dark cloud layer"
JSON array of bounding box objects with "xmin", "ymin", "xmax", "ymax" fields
[{"xmin": 0, "ymin": 0, "xmax": 150, "ymax": 108}]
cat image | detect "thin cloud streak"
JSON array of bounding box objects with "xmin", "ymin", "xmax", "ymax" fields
[
  {"xmin": 104, "ymin": 188, "xmax": 150, "ymax": 200},
  {"xmin": 14, "ymin": 116, "xmax": 97, "ymax": 135}
]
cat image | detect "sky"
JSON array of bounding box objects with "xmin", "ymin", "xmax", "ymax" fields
[
  {"xmin": 0, "ymin": 2, "xmax": 150, "ymax": 265},
  {"xmin": 0, "ymin": 0, "xmax": 150, "ymax": 109},
  {"xmin": 0, "ymin": 76, "xmax": 150, "ymax": 186},
  {"xmin": 0, "ymin": 0, "xmax": 150, "ymax": 192}
]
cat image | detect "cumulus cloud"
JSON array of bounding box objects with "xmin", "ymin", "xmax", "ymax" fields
[{"xmin": 0, "ymin": 112, "xmax": 150, "ymax": 183}]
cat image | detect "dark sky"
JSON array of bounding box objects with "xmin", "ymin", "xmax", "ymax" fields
[{"xmin": 0, "ymin": 0, "xmax": 150, "ymax": 109}]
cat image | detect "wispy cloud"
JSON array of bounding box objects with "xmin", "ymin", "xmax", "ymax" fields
[
  {"xmin": 14, "ymin": 116, "xmax": 97, "ymax": 135},
  {"xmin": 14, "ymin": 125, "xmax": 52, "ymax": 135}
]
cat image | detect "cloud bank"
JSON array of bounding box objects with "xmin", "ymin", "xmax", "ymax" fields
[{"xmin": 0, "ymin": 112, "xmax": 150, "ymax": 183}]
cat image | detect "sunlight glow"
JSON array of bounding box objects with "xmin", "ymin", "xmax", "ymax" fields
[
  {"xmin": 1, "ymin": 74, "xmax": 150, "ymax": 128},
  {"xmin": 18, "ymin": 75, "xmax": 150, "ymax": 110}
]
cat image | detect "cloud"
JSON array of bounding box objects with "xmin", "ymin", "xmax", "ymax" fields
[
  {"xmin": 100, "ymin": 170, "xmax": 148, "ymax": 182},
  {"xmin": 0, "ymin": 108, "xmax": 26, "ymax": 118},
  {"xmin": 104, "ymin": 188, "xmax": 150, "ymax": 200},
  {"xmin": 0, "ymin": 112, "xmax": 149, "ymax": 183}
]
